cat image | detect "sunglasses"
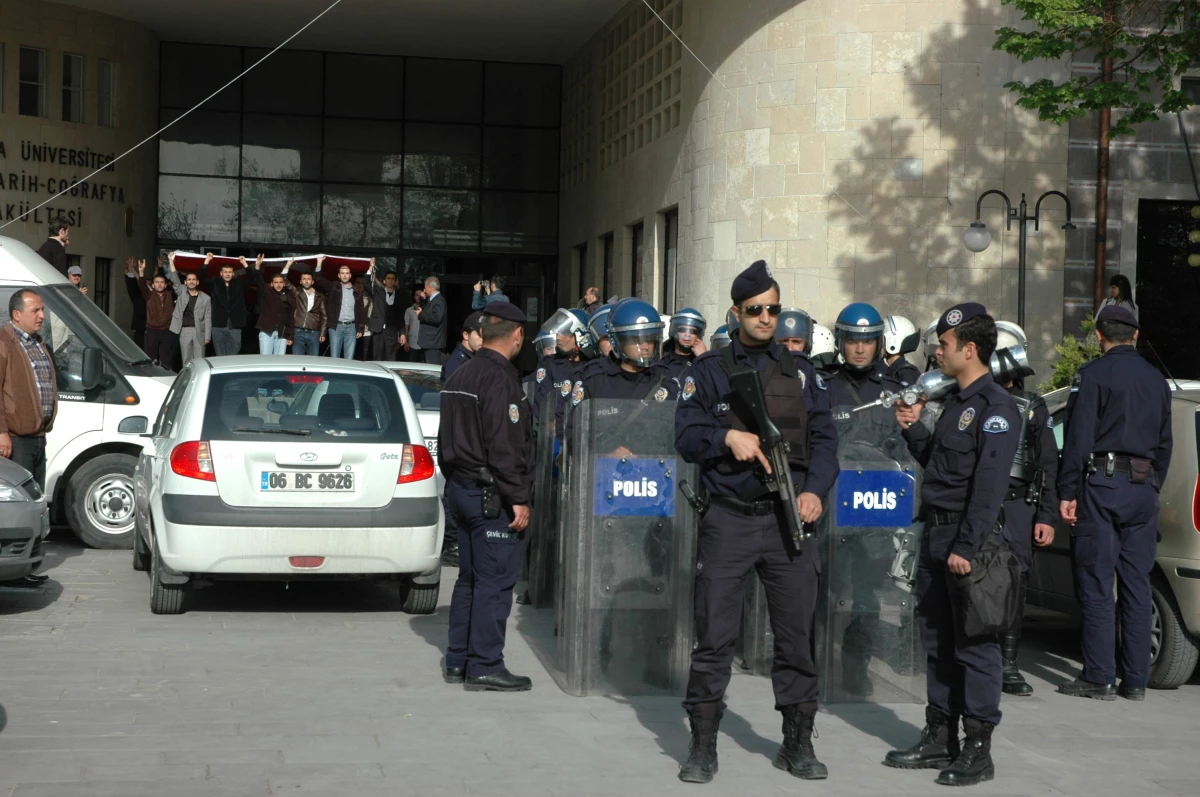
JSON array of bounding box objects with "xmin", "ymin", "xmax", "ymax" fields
[{"xmin": 741, "ymin": 304, "xmax": 782, "ymax": 317}]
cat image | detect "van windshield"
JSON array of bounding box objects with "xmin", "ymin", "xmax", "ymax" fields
[{"xmin": 46, "ymin": 285, "xmax": 148, "ymax": 364}]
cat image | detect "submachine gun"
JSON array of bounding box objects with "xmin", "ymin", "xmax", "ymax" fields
[
  {"xmin": 728, "ymin": 369, "xmax": 812, "ymax": 547},
  {"xmin": 853, "ymin": 345, "xmax": 1032, "ymax": 414}
]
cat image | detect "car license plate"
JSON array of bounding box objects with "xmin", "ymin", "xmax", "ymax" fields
[
  {"xmin": 260, "ymin": 471, "xmax": 355, "ymax": 491},
  {"xmin": 424, "ymin": 437, "xmax": 438, "ymax": 456}
]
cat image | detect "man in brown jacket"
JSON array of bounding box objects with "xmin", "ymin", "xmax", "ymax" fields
[
  {"xmin": 136, "ymin": 258, "xmax": 176, "ymax": 370},
  {"xmin": 280, "ymin": 259, "xmax": 327, "ymax": 356},
  {"xmin": 0, "ymin": 289, "xmax": 58, "ymax": 587}
]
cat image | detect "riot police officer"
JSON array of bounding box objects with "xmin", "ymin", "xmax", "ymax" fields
[
  {"xmin": 775, "ymin": 308, "xmax": 812, "ymax": 354},
  {"xmin": 709, "ymin": 324, "xmax": 732, "ymax": 351},
  {"xmin": 439, "ymin": 301, "xmax": 536, "ymax": 692},
  {"xmin": 886, "ymin": 303, "xmax": 1021, "ymax": 786},
  {"xmin": 675, "ymin": 260, "xmax": 838, "ymax": 784},
  {"xmin": 883, "ymin": 315, "xmax": 921, "ymax": 385},
  {"xmin": 555, "ymin": 304, "xmax": 614, "ymax": 438},
  {"xmin": 809, "ymin": 323, "xmax": 837, "ymax": 369},
  {"xmin": 1057, "ymin": 304, "xmax": 1172, "ymax": 701},
  {"xmin": 662, "ymin": 308, "xmax": 708, "ymax": 377},
  {"xmin": 442, "ymin": 312, "xmax": 483, "ymax": 381},
  {"xmin": 531, "ymin": 308, "xmax": 588, "ymax": 422},
  {"xmin": 991, "ymin": 322, "xmax": 1058, "ymax": 697},
  {"xmin": 522, "ymin": 328, "xmax": 558, "ymax": 401}
]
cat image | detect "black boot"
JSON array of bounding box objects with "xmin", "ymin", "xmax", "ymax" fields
[
  {"xmin": 883, "ymin": 706, "xmax": 960, "ymax": 769},
  {"xmin": 679, "ymin": 703, "xmax": 722, "ymax": 784},
  {"xmin": 1001, "ymin": 630, "xmax": 1033, "ymax": 696},
  {"xmin": 936, "ymin": 717, "xmax": 995, "ymax": 786},
  {"xmin": 774, "ymin": 703, "xmax": 828, "ymax": 780}
]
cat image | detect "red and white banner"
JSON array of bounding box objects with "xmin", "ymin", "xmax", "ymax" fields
[{"xmin": 168, "ymin": 251, "xmax": 375, "ymax": 279}]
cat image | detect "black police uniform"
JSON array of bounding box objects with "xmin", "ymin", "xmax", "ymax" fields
[
  {"xmin": 532, "ymin": 351, "xmax": 578, "ymax": 423},
  {"xmin": 564, "ymin": 357, "xmax": 680, "ymax": 448},
  {"xmin": 1058, "ymin": 330, "xmax": 1171, "ymax": 693},
  {"xmin": 441, "ymin": 342, "xmax": 473, "ymax": 381},
  {"xmin": 887, "ymin": 357, "xmax": 921, "ymax": 387},
  {"xmin": 662, "ymin": 346, "xmax": 698, "ymax": 380},
  {"xmin": 553, "ymin": 356, "xmax": 605, "ymax": 440},
  {"xmin": 439, "ymin": 345, "xmax": 534, "ymax": 684}
]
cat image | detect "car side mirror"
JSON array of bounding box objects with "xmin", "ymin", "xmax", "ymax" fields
[{"xmin": 81, "ymin": 347, "xmax": 104, "ymax": 391}]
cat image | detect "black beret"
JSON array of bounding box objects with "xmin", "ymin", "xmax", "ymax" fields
[
  {"xmin": 1095, "ymin": 304, "xmax": 1139, "ymax": 330},
  {"xmin": 731, "ymin": 260, "xmax": 776, "ymax": 303},
  {"xmin": 463, "ymin": 312, "xmax": 484, "ymax": 333},
  {"xmin": 481, "ymin": 300, "xmax": 527, "ymax": 324},
  {"xmin": 936, "ymin": 302, "xmax": 987, "ymax": 336}
]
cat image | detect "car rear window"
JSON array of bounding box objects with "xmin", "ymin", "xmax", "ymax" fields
[
  {"xmin": 392, "ymin": 369, "xmax": 442, "ymax": 410},
  {"xmin": 202, "ymin": 372, "xmax": 410, "ymax": 444}
]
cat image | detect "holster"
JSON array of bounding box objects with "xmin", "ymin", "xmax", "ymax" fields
[
  {"xmin": 479, "ymin": 468, "xmax": 502, "ymax": 519},
  {"xmin": 1128, "ymin": 457, "xmax": 1153, "ymax": 485}
]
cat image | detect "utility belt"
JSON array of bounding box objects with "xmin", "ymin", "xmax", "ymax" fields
[
  {"xmin": 450, "ymin": 468, "xmax": 504, "ymax": 518},
  {"xmin": 922, "ymin": 507, "xmax": 964, "ymax": 526},
  {"xmin": 710, "ymin": 493, "xmax": 781, "ymax": 517},
  {"xmin": 1088, "ymin": 452, "xmax": 1155, "ymax": 484},
  {"xmin": 1004, "ymin": 468, "xmax": 1045, "ymax": 505}
]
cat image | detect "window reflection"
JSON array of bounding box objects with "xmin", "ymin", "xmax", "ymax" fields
[
  {"xmin": 403, "ymin": 189, "xmax": 479, "ymax": 251},
  {"xmin": 482, "ymin": 192, "xmax": 557, "ymax": 254},
  {"xmin": 324, "ymin": 120, "xmax": 404, "ymax": 184},
  {"xmin": 159, "ymin": 111, "xmax": 240, "ymax": 176},
  {"xmin": 158, "ymin": 176, "xmax": 238, "ymax": 241},
  {"xmin": 242, "ymin": 115, "xmax": 322, "ymax": 180},
  {"xmin": 404, "ymin": 123, "xmax": 480, "ymax": 188},
  {"xmin": 241, "ymin": 180, "xmax": 320, "ymax": 245},
  {"xmin": 322, "ymin": 185, "xmax": 402, "ymax": 248}
]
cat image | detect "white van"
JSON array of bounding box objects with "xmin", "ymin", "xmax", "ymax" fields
[{"xmin": 1, "ymin": 235, "xmax": 174, "ymax": 548}]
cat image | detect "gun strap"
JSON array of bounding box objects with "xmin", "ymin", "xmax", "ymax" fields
[{"xmin": 719, "ymin": 342, "xmax": 798, "ymax": 380}]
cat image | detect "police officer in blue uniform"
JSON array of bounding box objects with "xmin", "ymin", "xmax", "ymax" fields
[
  {"xmin": 1057, "ymin": 304, "xmax": 1172, "ymax": 701},
  {"xmin": 662, "ymin": 308, "xmax": 707, "ymax": 378},
  {"xmin": 886, "ymin": 303, "xmax": 1021, "ymax": 786},
  {"xmin": 775, "ymin": 308, "xmax": 812, "ymax": 354},
  {"xmin": 883, "ymin": 315, "xmax": 922, "ymax": 386},
  {"xmin": 522, "ymin": 328, "xmax": 557, "ymax": 401},
  {"xmin": 531, "ymin": 308, "xmax": 588, "ymax": 423},
  {"xmin": 709, "ymin": 324, "xmax": 732, "ymax": 351},
  {"xmin": 554, "ymin": 305, "xmax": 614, "ymax": 436},
  {"xmin": 442, "ymin": 312, "xmax": 483, "ymax": 381},
  {"xmin": 439, "ymin": 301, "xmax": 536, "ymax": 692},
  {"xmin": 675, "ymin": 261, "xmax": 838, "ymax": 784}
]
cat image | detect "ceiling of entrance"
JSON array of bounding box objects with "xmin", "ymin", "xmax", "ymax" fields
[{"xmin": 55, "ymin": 0, "xmax": 628, "ymax": 62}]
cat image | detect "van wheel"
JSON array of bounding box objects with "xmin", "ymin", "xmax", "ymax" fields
[
  {"xmin": 66, "ymin": 454, "xmax": 138, "ymax": 549},
  {"xmin": 150, "ymin": 540, "xmax": 186, "ymax": 615},
  {"xmin": 132, "ymin": 518, "xmax": 150, "ymax": 572},
  {"xmin": 1148, "ymin": 576, "xmax": 1199, "ymax": 689},
  {"xmin": 400, "ymin": 577, "xmax": 439, "ymax": 615}
]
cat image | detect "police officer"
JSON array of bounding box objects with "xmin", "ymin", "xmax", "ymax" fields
[
  {"xmin": 1057, "ymin": 304, "xmax": 1172, "ymax": 701},
  {"xmin": 990, "ymin": 321, "xmax": 1058, "ymax": 697},
  {"xmin": 709, "ymin": 324, "xmax": 732, "ymax": 351},
  {"xmin": 662, "ymin": 308, "xmax": 707, "ymax": 378},
  {"xmin": 555, "ymin": 304, "xmax": 617, "ymax": 438},
  {"xmin": 675, "ymin": 260, "xmax": 838, "ymax": 784},
  {"xmin": 883, "ymin": 315, "xmax": 922, "ymax": 385},
  {"xmin": 775, "ymin": 308, "xmax": 812, "ymax": 355},
  {"xmin": 531, "ymin": 308, "xmax": 588, "ymax": 423},
  {"xmin": 922, "ymin": 320, "xmax": 940, "ymax": 371},
  {"xmin": 442, "ymin": 312, "xmax": 483, "ymax": 381},
  {"xmin": 439, "ymin": 301, "xmax": 536, "ymax": 692},
  {"xmin": 809, "ymin": 323, "xmax": 837, "ymax": 369},
  {"xmin": 886, "ymin": 303, "xmax": 1020, "ymax": 786},
  {"xmin": 522, "ymin": 328, "xmax": 558, "ymax": 401}
]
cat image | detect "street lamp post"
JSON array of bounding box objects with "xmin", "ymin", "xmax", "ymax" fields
[{"xmin": 962, "ymin": 190, "xmax": 1076, "ymax": 329}]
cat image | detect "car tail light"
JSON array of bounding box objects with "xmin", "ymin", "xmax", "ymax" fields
[
  {"xmin": 287, "ymin": 374, "xmax": 324, "ymax": 384},
  {"xmin": 1193, "ymin": 475, "xmax": 1200, "ymax": 534},
  {"xmin": 397, "ymin": 444, "xmax": 435, "ymax": 484},
  {"xmin": 171, "ymin": 441, "xmax": 215, "ymax": 482},
  {"xmin": 289, "ymin": 556, "xmax": 325, "ymax": 568}
]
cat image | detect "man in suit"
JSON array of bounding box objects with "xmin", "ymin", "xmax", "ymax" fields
[
  {"xmin": 166, "ymin": 253, "xmax": 211, "ymax": 366},
  {"xmin": 206, "ymin": 253, "xmax": 251, "ymax": 356},
  {"xmin": 417, "ymin": 276, "xmax": 448, "ymax": 364},
  {"xmin": 314, "ymin": 256, "xmax": 366, "ymax": 359},
  {"xmin": 364, "ymin": 262, "xmax": 402, "ymax": 361},
  {"xmin": 35, "ymin": 218, "xmax": 71, "ymax": 276}
]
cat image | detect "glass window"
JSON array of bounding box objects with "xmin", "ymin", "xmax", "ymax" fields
[
  {"xmin": 19, "ymin": 46, "xmax": 46, "ymax": 117},
  {"xmin": 240, "ymin": 180, "xmax": 320, "ymax": 245},
  {"xmin": 576, "ymin": 242, "xmax": 588, "ymax": 298},
  {"xmin": 154, "ymin": 368, "xmax": 193, "ymax": 439},
  {"xmin": 602, "ymin": 233, "xmax": 614, "ymax": 301},
  {"xmin": 388, "ymin": 368, "xmax": 443, "ymax": 408},
  {"xmin": 158, "ymin": 110, "xmax": 240, "ymax": 176},
  {"xmin": 62, "ymin": 53, "xmax": 84, "ymax": 123},
  {"xmin": 631, "ymin": 222, "xmax": 645, "ymax": 298},
  {"xmin": 201, "ymin": 372, "xmax": 410, "ymax": 443},
  {"xmin": 94, "ymin": 257, "xmax": 112, "ymax": 314},
  {"xmin": 323, "ymin": 119, "xmax": 404, "ymax": 184},
  {"xmin": 482, "ymin": 127, "xmax": 559, "ymax": 191},
  {"xmin": 325, "ymin": 54, "xmax": 403, "ymax": 119},
  {"xmin": 98, "ymin": 58, "xmax": 116, "ymax": 128},
  {"xmin": 662, "ymin": 208, "xmax": 678, "ymax": 314},
  {"xmin": 403, "ymin": 189, "xmax": 479, "ymax": 251},
  {"xmin": 484, "ymin": 63, "xmax": 561, "ymax": 127},
  {"xmin": 159, "ymin": 44, "xmax": 241, "ymax": 111},
  {"xmin": 322, "ymin": 185, "xmax": 402, "ymax": 248},
  {"xmin": 404, "ymin": 123, "xmax": 480, "ymax": 188},
  {"xmin": 242, "ymin": 49, "xmax": 322, "ymax": 115},
  {"xmin": 242, "ymin": 115, "xmax": 322, "ymax": 180},
  {"xmin": 157, "ymin": 176, "xmax": 239, "ymax": 241},
  {"xmin": 482, "ymin": 192, "xmax": 557, "ymax": 254},
  {"xmin": 0, "ymin": 285, "xmax": 106, "ymax": 393},
  {"xmin": 405, "ymin": 58, "xmax": 481, "ymax": 123}
]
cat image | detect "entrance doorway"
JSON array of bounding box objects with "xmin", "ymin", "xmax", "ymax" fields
[{"xmin": 1135, "ymin": 199, "xmax": 1199, "ymax": 378}]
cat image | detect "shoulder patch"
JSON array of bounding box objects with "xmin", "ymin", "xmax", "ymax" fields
[
  {"xmin": 1070, "ymin": 371, "xmax": 1082, "ymax": 392},
  {"xmin": 560, "ymin": 380, "xmax": 572, "ymax": 397},
  {"xmin": 798, "ymin": 370, "xmax": 806, "ymax": 390},
  {"xmin": 1046, "ymin": 417, "xmax": 1054, "ymax": 430},
  {"xmin": 682, "ymin": 376, "xmax": 696, "ymax": 401},
  {"xmin": 508, "ymin": 404, "xmax": 520, "ymax": 424},
  {"xmin": 815, "ymin": 373, "xmax": 826, "ymax": 390},
  {"xmin": 536, "ymin": 367, "xmax": 546, "ymax": 384},
  {"xmin": 654, "ymin": 387, "xmax": 669, "ymax": 403},
  {"xmin": 572, "ymin": 382, "xmax": 585, "ymax": 406},
  {"xmin": 958, "ymin": 407, "xmax": 975, "ymax": 431},
  {"xmin": 983, "ymin": 415, "xmax": 1010, "ymax": 434}
]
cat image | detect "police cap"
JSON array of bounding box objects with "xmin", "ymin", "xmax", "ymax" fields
[
  {"xmin": 481, "ymin": 301, "xmax": 528, "ymax": 324},
  {"xmin": 462, "ymin": 311, "xmax": 484, "ymax": 333},
  {"xmin": 731, "ymin": 260, "xmax": 776, "ymax": 303},
  {"xmin": 936, "ymin": 302, "xmax": 987, "ymax": 337},
  {"xmin": 1095, "ymin": 303, "xmax": 1139, "ymax": 330}
]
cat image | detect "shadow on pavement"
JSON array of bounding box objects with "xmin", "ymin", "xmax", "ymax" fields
[{"xmin": 825, "ymin": 702, "xmax": 920, "ymax": 751}]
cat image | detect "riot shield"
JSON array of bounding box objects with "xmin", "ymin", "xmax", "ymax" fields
[
  {"xmin": 526, "ymin": 397, "xmax": 561, "ymax": 608},
  {"xmin": 553, "ymin": 398, "xmax": 699, "ymax": 697}
]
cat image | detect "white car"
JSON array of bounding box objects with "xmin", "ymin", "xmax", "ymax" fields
[
  {"xmin": 132, "ymin": 355, "xmax": 443, "ymax": 615},
  {"xmin": 380, "ymin": 362, "xmax": 443, "ymax": 493}
]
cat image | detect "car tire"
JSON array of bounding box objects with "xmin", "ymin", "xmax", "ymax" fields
[
  {"xmin": 149, "ymin": 538, "xmax": 187, "ymax": 615},
  {"xmin": 1148, "ymin": 576, "xmax": 1200, "ymax": 690},
  {"xmin": 132, "ymin": 519, "xmax": 150, "ymax": 572},
  {"xmin": 66, "ymin": 453, "xmax": 138, "ymax": 549},
  {"xmin": 400, "ymin": 577, "xmax": 439, "ymax": 615}
]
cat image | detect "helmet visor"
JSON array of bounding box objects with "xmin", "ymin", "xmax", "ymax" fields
[
  {"xmin": 614, "ymin": 328, "xmax": 664, "ymax": 367},
  {"xmin": 542, "ymin": 309, "xmax": 581, "ymax": 338}
]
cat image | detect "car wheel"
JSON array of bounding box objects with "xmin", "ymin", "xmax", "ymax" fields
[
  {"xmin": 66, "ymin": 454, "xmax": 138, "ymax": 549},
  {"xmin": 400, "ymin": 577, "xmax": 439, "ymax": 615},
  {"xmin": 132, "ymin": 517, "xmax": 150, "ymax": 572},
  {"xmin": 1148, "ymin": 576, "xmax": 1200, "ymax": 690},
  {"xmin": 149, "ymin": 537, "xmax": 187, "ymax": 615}
]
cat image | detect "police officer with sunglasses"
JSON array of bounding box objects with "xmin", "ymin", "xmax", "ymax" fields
[{"xmin": 674, "ymin": 260, "xmax": 839, "ymax": 784}]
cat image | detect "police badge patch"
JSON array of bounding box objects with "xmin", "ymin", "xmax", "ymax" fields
[
  {"xmin": 798, "ymin": 371, "xmax": 806, "ymax": 390},
  {"xmin": 946, "ymin": 309, "xmax": 963, "ymax": 326},
  {"xmin": 815, "ymin": 373, "xmax": 826, "ymax": 390},
  {"xmin": 1071, "ymin": 372, "xmax": 1082, "ymax": 393},
  {"xmin": 654, "ymin": 387, "xmax": 669, "ymax": 403},
  {"xmin": 508, "ymin": 404, "xmax": 519, "ymax": 423},
  {"xmin": 983, "ymin": 415, "xmax": 1010, "ymax": 434},
  {"xmin": 536, "ymin": 367, "xmax": 546, "ymax": 384},
  {"xmin": 958, "ymin": 407, "xmax": 976, "ymax": 430},
  {"xmin": 682, "ymin": 376, "xmax": 696, "ymax": 400},
  {"xmin": 785, "ymin": 317, "xmax": 796, "ymax": 330},
  {"xmin": 572, "ymin": 382, "xmax": 585, "ymax": 406},
  {"xmin": 560, "ymin": 380, "xmax": 572, "ymax": 397}
]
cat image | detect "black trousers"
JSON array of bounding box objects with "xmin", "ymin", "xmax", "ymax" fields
[
  {"xmin": 685, "ymin": 501, "xmax": 820, "ymax": 710},
  {"xmin": 145, "ymin": 328, "xmax": 175, "ymax": 370},
  {"xmin": 10, "ymin": 434, "xmax": 47, "ymax": 492},
  {"xmin": 372, "ymin": 328, "xmax": 399, "ymax": 361},
  {"xmin": 424, "ymin": 348, "xmax": 443, "ymax": 365}
]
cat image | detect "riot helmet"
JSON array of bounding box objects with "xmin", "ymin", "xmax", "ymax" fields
[
  {"xmin": 922, "ymin": 320, "xmax": 939, "ymax": 371},
  {"xmin": 994, "ymin": 320, "xmax": 1027, "ymax": 351},
  {"xmin": 809, "ymin": 324, "xmax": 836, "ymax": 368},
  {"xmin": 834, "ymin": 302, "xmax": 885, "ymax": 374},
  {"xmin": 775, "ymin": 308, "xmax": 812, "ymax": 353},
  {"xmin": 670, "ymin": 307, "xmax": 707, "ymax": 353},
  {"xmin": 532, "ymin": 328, "xmax": 556, "ymax": 358},
  {"xmin": 587, "ymin": 304, "xmax": 615, "ymax": 358},
  {"xmin": 883, "ymin": 315, "xmax": 920, "ymax": 356},
  {"xmin": 710, "ymin": 324, "xmax": 732, "ymax": 350},
  {"xmin": 542, "ymin": 308, "xmax": 589, "ymax": 354},
  {"xmin": 608, "ymin": 298, "xmax": 665, "ymax": 368}
]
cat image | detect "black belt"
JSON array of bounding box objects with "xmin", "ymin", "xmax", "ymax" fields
[
  {"xmin": 1089, "ymin": 453, "xmax": 1145, "ymax": 476},
  {"xmin": 295, "ymin": 326, "xmax": 318, "ymax": 332},
  {"xmin": 1005, "ymin": 489, "xmax": 1024, "ymax": 502},
  {"xmin": 336, "ymin": 320, "xmax": 355, "ymax": 326},
  {"xmin": 711, "ymin": 494, "xmax": 780, "ymax": 517},
  {"xmin": 924, "ymin": 507, "xmax": 964, "ymax": 526}
]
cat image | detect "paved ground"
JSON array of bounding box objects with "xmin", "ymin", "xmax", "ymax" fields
[{"xmin": 1, "ymin": 531, "xmax": 1198, "ymax": 797}]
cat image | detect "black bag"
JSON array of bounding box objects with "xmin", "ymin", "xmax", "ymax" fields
[{"xmin": 951, "ymin": 531, "xmax": 1022, "ymax": 638}]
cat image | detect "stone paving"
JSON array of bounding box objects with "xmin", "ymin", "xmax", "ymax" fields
[{"xmin": 1, "ymin": 530, "xmax": 1197, "ymax": 796}]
